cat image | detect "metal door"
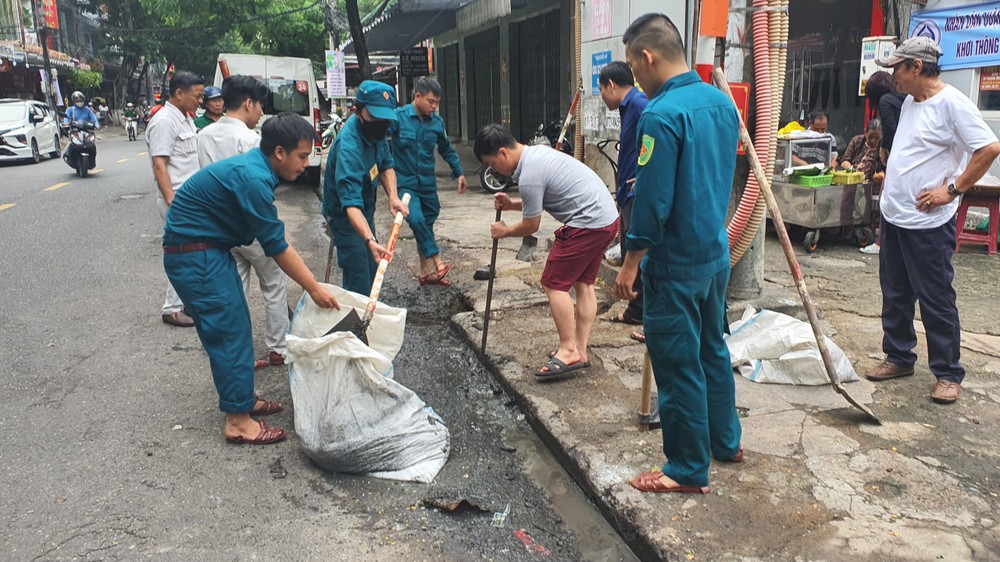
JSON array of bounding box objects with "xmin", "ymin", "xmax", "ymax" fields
[
  {"xmin": 516, "ymin": 10, "xmax": 561, "ymax": 142},
  {"xmin": 468, "ymin": 44, "xmax": 500, "ymax": 135},
  {"xmin": 439, "ymin": 44, "xmax": 461, "ymax": 138}
]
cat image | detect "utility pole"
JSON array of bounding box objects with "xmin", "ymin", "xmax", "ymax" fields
[{"xmin": 31, "ymin": 0, "xmax": 56, "ymax": 111}]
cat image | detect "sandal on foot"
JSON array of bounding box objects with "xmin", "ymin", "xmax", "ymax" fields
[
  {"xmin": 630, "ymin": 471, "xmax": 709, "ymax": 494},
  {"xmin": 535, "ymin": 356, "xmax": 590, "ymax": 380},
  {"xmin": 251, "ymin": 394, "xmax": 284, "ymax": 416},
  {"xmin": 435, "ymin": 263, "xmax": 451, "ymax": 280},
  {"xmin": 419, "ymin": 273, "xmax": 452, "ymax": 286},
  {"xmin": 225, "ymin": 419, "xmax": 287, "ymax": 445},
  {"xmin": 629, "ymin": 331, "xmax": 646, "ymax": 344},
  {"xmin": 254, "ymin": 359, "xmax": 269, "ymax": 370},
  {"xmin": 607, "ymin": 312, "xmax": 642, "ymax": 325}
]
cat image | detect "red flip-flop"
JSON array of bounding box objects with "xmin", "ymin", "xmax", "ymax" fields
[
  {"xmin": 630, "ymin": 471, "xmax": 709, "ymax": 494},
  {"xmin": 254, "ymin": 359, "xmax": 269, "ymax": 370}
]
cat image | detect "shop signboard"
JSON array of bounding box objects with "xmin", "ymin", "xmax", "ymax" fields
[
  {"xmin": 859, "ymin": 36, "xmax": 896, "ymax": 96},
  {"xmin": 981, "ymin": 66, "xmax": 1000, "ymax": 90},
  {"xmin": 591, "ymin": 50, "xmax": 611, "ymax": 95},
  {"xmin": 910, "ymin": 2, "xmax": 1000, "ymax": 71},
  {"xmin": 591, "ymin": 0, "xmax": 612, "ymax": 40},
  {"xmin": 400, "ymin": 48, "xmax": 429, "ymax": 78},
  {"xmin": 41, "ymin": 0, "xmax": 59, "ymax": 30},
  {"xmin": 325, "ymin": 50, "xmax": 346, "ymax": 97}
]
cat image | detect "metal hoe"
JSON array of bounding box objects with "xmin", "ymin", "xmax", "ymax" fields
[
  {"xmin": 481, "ymin": 208, "xmax": 502, "ymax": 355},
  {"xmin": 712, "ymin": 68, "xmax": 881, "ymax": 425},
  {"xmin": 325, "ymin": 193, "xmax": 412, "ymax": 344}
]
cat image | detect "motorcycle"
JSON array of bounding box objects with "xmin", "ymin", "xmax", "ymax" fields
[
  {"xmin": 478, "ymin": 121, "xmax": 574, "ymax": 193},
  {"xmin": 125, "ymin": 117, "xmax": 138, "ymax": 141},
  {"xmin": 64, "ymin": 121, "xmax": 97, "ymax": 178},
  {"xmin": 320, "ymin": 114, "xmax": 344, "ymax": 149}
]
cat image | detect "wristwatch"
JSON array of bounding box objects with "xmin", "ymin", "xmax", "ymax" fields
[
  {"xmin": 947, "ymin": 183, "xmax": 961, "ymax": 196},
  {"xmin": 365, "ymin": 236, "xmax": 378, "ymax": 246}
]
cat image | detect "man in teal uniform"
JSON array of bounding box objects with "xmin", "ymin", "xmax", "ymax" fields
[
  {"xmin": 323, "ymin": 80, "xmax": 409, "ymax": 295},
  {"xmin": 613, "ymin": 14, "xmax": 743, "ymax": 494},
  {"xmin": 164, "ymin": 112, "xmax": 340, "ymax": 446},
  {"xmin": 388, "ymin": 77, "xmax": 466, "ymax": 286}
]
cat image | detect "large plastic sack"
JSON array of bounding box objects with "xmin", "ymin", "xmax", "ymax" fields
[
  {"xmin": 285, "ymin": 284, "xmax": 450, "ymax": 483},
  {"xmin": 726, "ymin": 307, "xmax": 859, "ymax": 386}
]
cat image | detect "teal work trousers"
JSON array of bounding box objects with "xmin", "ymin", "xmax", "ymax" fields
[
  {"xmin": 399, "ymin": 185, "xmax": 441, "ymax": 259},
  {"xmin": 643, "ymin": 266, "xmax": 742, "ymax": 487},
  {"xmin": 164, "ymin": 246, "xmax": 256, "ymax": 413}
]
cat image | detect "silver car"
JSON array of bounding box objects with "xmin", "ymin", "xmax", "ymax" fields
[{"xmin": 0, "ymin": 99, "xmax": 61, "ymax": 164}]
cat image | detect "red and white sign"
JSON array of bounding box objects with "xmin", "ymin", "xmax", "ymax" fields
[
  {"xmin": 41, "ymin": 0, "xmax": 59, "ymax": 30},
  {"xmin": 591, "ymin": 0, "xmax": 612, "ymax": 40}
]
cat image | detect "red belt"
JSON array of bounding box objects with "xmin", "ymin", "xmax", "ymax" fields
[{"xmin": 163, "ymin": 242, "xmax": 214, "ymax": 254}]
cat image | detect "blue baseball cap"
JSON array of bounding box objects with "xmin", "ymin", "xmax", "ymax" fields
[
  {"xmin": 355, "ymin": 80, "xmax": 398, "ymax": 121},
  {"xmin": 203, "ymin": 86, "xmax": 223, "ymax": 100}
]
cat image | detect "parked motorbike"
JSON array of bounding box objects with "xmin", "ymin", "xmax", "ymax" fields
[
  {"xmin": 125, "ymin": 117, "xmax": 138, "ymax": 141},
  {"xmin": 478, "ymin": 121, "xmax": 574, "ymax": 193},
  {"xmin": 320, "ymin": 115, "xmax": 344, "ymax": 149},
  {"xmin": 64, "ymin": 121, "xmax": 97, "ymax": 178}
]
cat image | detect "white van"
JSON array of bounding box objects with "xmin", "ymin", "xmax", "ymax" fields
[{"xmin": 214, "ymin": 53, "xmax": 323, "ymax": 184}]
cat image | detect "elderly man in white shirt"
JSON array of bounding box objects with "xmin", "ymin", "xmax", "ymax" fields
[
  {"xmin": 197, "ymin": 74, "xmax": 291, "ymax": 368},
  {"xmin": 146, "ymin": 71, "xmax": 205, "ymax": 328}
]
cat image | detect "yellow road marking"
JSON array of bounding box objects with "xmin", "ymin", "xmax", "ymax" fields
[
  {"xmin": 44, "ymin": 182, "xmax": 70, "ymax": 191},
  {"xmin": 0, "ymin": 203, "xmax": 14, "ymax": 212},
  {"xmin": 137, "ymin": 151, "xmax": 147, "ymax": 156},
  {"xmin": 116, "ymin": 158, "xmax": 129, "ymax": 164},
  {"xmin": 90, "ymin": 168, "xmax": 104, "ymax": 174}
]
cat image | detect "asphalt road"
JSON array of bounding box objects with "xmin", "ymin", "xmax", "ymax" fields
[{"xmin": 0, "ymin": 134, "xmax": 636, "ymax": 561}]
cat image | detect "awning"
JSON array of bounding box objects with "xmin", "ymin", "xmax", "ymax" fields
[{"xmin": 344, "ymin": 0, "xmax": 473, "ymax": 54}]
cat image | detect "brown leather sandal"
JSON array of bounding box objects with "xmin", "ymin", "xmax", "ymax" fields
[
  {"xmin": 251, "ymin": 394, "xmax": 284, "ymax": 416},
  {"xmin": 419, "ymin": 273, "xmax": 452, "ymax": 286},
  {"xmin": 630, "ymin": 470, "xmax": 710, "ymax": 494},
  {"xmin": 225, "ymin": 419, "xmax": 287, "ymax": 445}
]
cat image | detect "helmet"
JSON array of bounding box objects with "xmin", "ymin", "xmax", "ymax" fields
[
  {"xmin": 71, "ymin": 91, "xmax": 85, "ymax": 102},
  {"xmin": 203, "ymin": 86, "xmax": 223, "ymax": 100},
  {"xmin": 126, "ymin": 102, "xmax": 134, "ymax": 108}
]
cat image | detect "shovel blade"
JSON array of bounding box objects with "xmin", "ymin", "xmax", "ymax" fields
[
  {"xmin": 515, "ymin": 235, "xmax": 537, "ymax": 262},
  {"xmin": 324, "ymin": 308, "xmax": 370, "ymax": 345}
]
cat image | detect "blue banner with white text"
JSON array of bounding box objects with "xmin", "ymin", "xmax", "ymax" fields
[{"xmin": 910, "ymin": 2, "xmax": 1000, "ymax": 71}]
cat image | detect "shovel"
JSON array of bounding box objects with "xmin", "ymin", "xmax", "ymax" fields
[
  {"xmin": 712, "ymin": 69, "xmax": 880, "ymax": 425},
  {"xmin": 325, "ymin": 193, "xmax": 412, "ymax": 345}
]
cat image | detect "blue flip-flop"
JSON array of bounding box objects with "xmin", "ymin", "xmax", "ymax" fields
[{"xmin": 535, "ymin": 356, "xmax": 590, "ymax": 381}]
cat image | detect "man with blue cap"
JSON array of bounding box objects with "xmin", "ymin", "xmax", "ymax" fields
[
  {"xmin": 323, "ymin": 80, "xmax": 408, "ymax": 295},
  {"xmin": 194, "ymin": 86, "xmax": 224, "ymax": 130}
]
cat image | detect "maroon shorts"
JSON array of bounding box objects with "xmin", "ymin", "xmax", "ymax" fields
[{"xmin": 540, "ymin": 218, "xmax": 619, "ymax": 292}]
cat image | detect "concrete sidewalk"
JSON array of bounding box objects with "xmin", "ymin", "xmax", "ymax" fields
[{"xmin": 309, "ymin": 145, "xmax": 1000, "ymax": 561}]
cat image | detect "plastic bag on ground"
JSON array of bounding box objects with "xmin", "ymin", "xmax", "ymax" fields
[
  {"xmin": 726, "ymin": 307, "xmax": 859, "ymax": 386},
  {"xmin": 285, "ymin": 284, "xmax": 450, "ymax": 483}
]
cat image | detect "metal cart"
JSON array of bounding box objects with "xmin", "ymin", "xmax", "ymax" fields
[{"xmin": 770, "ymin": 179, "xmax": 879, "ymax": 252}]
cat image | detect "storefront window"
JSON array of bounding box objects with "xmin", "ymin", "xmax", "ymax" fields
[{"xmin": 978, "ymin": 66, "xmax": 1000, "ymax": 111}]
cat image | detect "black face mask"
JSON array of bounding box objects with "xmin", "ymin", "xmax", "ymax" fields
[{"xmin": 358, "ymin": 116, "xmax": 390, "ymax": 140}]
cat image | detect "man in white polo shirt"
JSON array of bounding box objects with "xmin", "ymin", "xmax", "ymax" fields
[
  {"xmin": 197, "ymin": 75, "xmax": 291, "ymax": 369},
  {"xmin": 146, "ymin": 71, "xmax": 205, "ymax": 328},
  {"xmin": 867, "ymin": 37, "xmax": 1000, "ymax": 404}
]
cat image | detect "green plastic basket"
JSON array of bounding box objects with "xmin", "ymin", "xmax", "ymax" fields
[{"xmin": 790, "ymin": 174, "xmax": 833, "ymax": 187}]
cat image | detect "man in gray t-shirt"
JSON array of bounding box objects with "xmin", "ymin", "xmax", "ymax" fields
[{"xmin": 474, "ymin": 125, "xmax": 618, "ymax": 381}]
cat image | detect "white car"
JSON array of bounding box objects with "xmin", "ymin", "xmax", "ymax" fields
[{"xmin": 0, "ymin": 99, "xmax": 61, "ymax": 164}]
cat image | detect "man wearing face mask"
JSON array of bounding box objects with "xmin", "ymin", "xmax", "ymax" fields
[{"xmin": 322, "ymin": 80, "xmax": 409, "ymax": 295}]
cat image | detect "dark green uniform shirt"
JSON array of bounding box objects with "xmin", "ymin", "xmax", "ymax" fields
[
  {"xmin": 322, "ymin": 114, "xmax": 395, "ymax": 220},
  {"xmin": 164, "ymin": 148, "xmax": 289, "ymax": 256},
  {"xmin": 624, "ymin": 71, "xmax": 739, "ymax": 280},
  {"xmin": 388, "ymin": 104, "xmax": 463, "ymax": 188}
]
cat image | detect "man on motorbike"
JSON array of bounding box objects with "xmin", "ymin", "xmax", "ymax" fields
[
  {"xmin": 124, "ymin": 102, "xmax": 139, "ymax": 139},
  {"xmin": 63, "ymin": 91, "xmax": 99, "ymax": 164}
]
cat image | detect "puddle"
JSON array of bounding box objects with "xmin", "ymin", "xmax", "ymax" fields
[{"xmin": 503, "ymin": 426, "xmax": 640, "ymax": 562}]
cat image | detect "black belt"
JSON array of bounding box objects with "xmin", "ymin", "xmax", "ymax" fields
[{"xmin": 163, "ymin": 242, "xmax": 215, "ymax": 254}]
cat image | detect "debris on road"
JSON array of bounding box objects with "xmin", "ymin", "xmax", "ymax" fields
[{"xmin": 419, "ymin": 496, "xmax": 490, "ymax": 514}]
